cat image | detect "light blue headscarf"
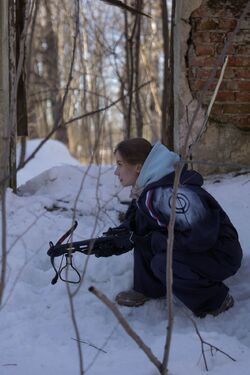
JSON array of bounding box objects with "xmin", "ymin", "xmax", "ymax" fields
[{"xmin": 136, "ymin": 142, "xmax": 180, "ymax": 189}]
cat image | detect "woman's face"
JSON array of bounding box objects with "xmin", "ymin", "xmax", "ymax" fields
[{"xmin": 114, "ymin": 151, "xmax": 141, "ymax": 187}]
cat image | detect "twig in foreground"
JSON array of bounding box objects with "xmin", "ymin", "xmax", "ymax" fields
[
  {"xmin": 71, "ymin": 337, "xmax": 107, "ymax": 354},
  {"xmin": 185, "ymin": 312, "xmax": 236, "ymax": 371}
]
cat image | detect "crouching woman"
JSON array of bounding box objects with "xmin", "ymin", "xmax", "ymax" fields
[{"xmin": 109, "ymin": 138, "xmax": 242, "ymax": 318}]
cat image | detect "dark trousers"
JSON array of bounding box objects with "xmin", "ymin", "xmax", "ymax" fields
[{"xmin": 133, "ymin": 246, "xmax": 229, "ymax": 314}]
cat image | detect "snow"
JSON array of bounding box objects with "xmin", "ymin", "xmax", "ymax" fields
[{"xmin": 1, "ymin": 139, "xmax": 250, "ymax": 374}]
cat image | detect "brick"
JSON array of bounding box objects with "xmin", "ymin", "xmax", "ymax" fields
[
  {"xmin": 235, "ymin": 32, "xmax": 250, "ymax": 43},
  {"xmin": 196, "ymin": 45, "xmax": 215, "ymax": 56},
  {"xmin": 235, "ymin": 69, "xmax": 250, "ymax": 79},
  {"xmin": 240, "ymin": 18, "xmax": 250, "ymax": 30},
  {"xmin": 236, "ymin": 92, "xmax": 250, "ymax": 102},
  {"xmin": 229, "ymin": 56, "xmax": 250, "ymax": 67},
  {"xmin": 189, "ymin": 55, "xmax": 216, "ymax": 67},
  {"xmin": 237, "ymin": 45, "xmax": 250, "ymax": 55},
  {"xmin": 196, "ymin": 69, "xmax": 214, "ymax": 80},
  {"xmin": 219, "ymin": 80, "xmax": 240, "ymax": 91},
  {"xmin": 223, "ymin": 104, "xmax": 250, "ymax": 114},
  {"xmin": 208, "ymin": 80, "xmax": 222, "ymax": 91},
  {"xmin": 235, "ymin": 116, "xmax": 250, "ymax": 130},
  {"xmin": 198, "ymin": 67, "xmax": 236, "ymax": 81},
  {"xmin": 219, "ymin": 18, "xmax": 237, "ymax": 30},
  {"xmin": 189, "ymin": 78, "xmax": 221, "ymax": 92},
  {"xmin": 209, "ymin": 32, "xmax": 226, "ymax": 43},
  {"xmin": 196, "ymin": 18, "xmax": 219, "ymax": 31},
  {"xmin": 238, "ymin": 115, "xmax": 250, "ymax": 124},
  {"xmin": 216, "ymin": 43, "xmax": 236, "ymax": 55},
  {"xmin": 203, "ymin": 91, "xmax": 235, "ymax": 104},
  {"xmin": 193, "ymin": 32, "xmax": 211, "ymax": 44},
  {"xmin": 215, "ymin": 91, "xmax": 235, "ymax": 101},
  {"xmin": 201, "ymin": 67, "xmax": 236, "ymax": 80},
  {"xmin": 238, "ymin": 81, "xmax": 250, "ymax": 90},
  {"xmin": 222, "ymin": 67, "xmax": 237, "ymax": 79}
]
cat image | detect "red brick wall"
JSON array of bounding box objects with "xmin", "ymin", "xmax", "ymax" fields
[{"xmin": 188, "ymin": 0, "xmax": 250, "ymax": 130}]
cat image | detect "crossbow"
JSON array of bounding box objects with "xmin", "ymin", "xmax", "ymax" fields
[{"xmin": 47, "ymin": 221, "xmax": 133, "ymax": 285}]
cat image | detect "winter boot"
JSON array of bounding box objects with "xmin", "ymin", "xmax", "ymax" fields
[
  {"xmin": 195, "ymin": 293, "xmax": 234, "ymax": 318},
  {"xmin": 210, "ymin": 293, "xmax": 234, "ymax": 317},
  {"xmin": 115, "ymin": 290, "xmax": 150, "ymax": 307}
]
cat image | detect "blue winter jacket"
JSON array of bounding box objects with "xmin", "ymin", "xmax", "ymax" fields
[{"xmin": 123, "ymin": 146, "xmax": 242, "ymax": 279}]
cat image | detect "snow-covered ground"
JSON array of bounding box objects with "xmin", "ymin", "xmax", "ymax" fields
[{"xmin": 0, "ymin": 139, "xmax": 250, "ymax": 375}]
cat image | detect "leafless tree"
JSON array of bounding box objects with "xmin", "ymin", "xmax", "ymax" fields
[{"xmin": 2, "ymin": 1, "xmax": 249, "ymax": 375}]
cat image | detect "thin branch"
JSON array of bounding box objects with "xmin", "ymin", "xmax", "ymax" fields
[
  {"xmin": 70, "ymin": 134, "xmax": 107, "ymax": 297},
  {"xmin": 71, "ymin": 337, "xmax": 107, "ymax": 354},
  {"xmin": 134, "ymin": 0, "xmax": 143, "ymax": 137},
  {"xmin": 63, "ymin": 2, "xmax": 84, "ymax": 374},
  {"xmin": 84, "ymin": 323, "xmax": 119, "ymax": 373},
  {"xmin": 66, "ymin": 280, "xmax": 84, "ymax": 375},
  {"xmin": 186, "ymin": 313, "xmax": 236, "ymax": 371},
  {"xmin": 124, "ymin": 6, "xmax": 137, "ymax": 138},
  {"xmin": 99, "ymin": 0, "xmax": 151, "ymax": 18},
  {"xmin": 191, "ymin": 56, "xmax": 229, "ymax": 150},
  {"xmin": 161, "ymin": 164, "xmax": 182, "ymax": 374}
]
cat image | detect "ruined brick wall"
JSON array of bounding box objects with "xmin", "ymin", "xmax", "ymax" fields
[
  {"xmin": 179, "ymin": 0, "xmax": 250, "ymax": 174},
  {"xmin": 188, "ymin": 0, "xmax": 250, "ymax": 131}
]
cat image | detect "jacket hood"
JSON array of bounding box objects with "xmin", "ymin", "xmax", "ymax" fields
[
  {"xmin": 155, "ymin": 167, "xmax": 204, "ymax": 188},
  {"xmin": 134, "ymin": 169, "xmax": 204, "ymax": 203},
  {"xmin": 136, "ymin": 142, "xmax": 180, "ymax": 189}
]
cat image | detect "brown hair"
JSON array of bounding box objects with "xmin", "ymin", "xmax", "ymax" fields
[{"xmin": 114, "ymin": 138, "xmax": 152, "ymax": 165}]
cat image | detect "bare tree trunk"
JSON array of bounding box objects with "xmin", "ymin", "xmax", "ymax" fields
[
  {"xmin": 161, "ymin": 0, "xmax": 174, "ymax": 149},
  {"xmin": 169, "ymin": 0, "xmax": 175, "ymax": 148},
  {"xmin": 122, "ymin": 0, "xmax": 146, "ymax": 139},
  {"xmin": 78, "ymin": 10, "xmax": 92, "ymax": 159},
  {"xmin": 172, "ymin": 0, "xmax": 182, "ymax": 153},
  {"xmin": 9, "ymin": 0, "xmax": 17, "ymax": 191},
  {"xmin": 0, "ymin": 2, "xmax": 9, "ymax": 189},
  {"xmin": 0, "ymin": 0, "xmax": 9, "ymax": 305},
  {"xmin": 134, "ymin": 0, "xmax": 143, "ymax": 137},
  {"xmin": 44, "ymin": 0, "xmax": 68, "ymax": 144},
  {"xmin": 16, "ymin": 0, "xmax": 28, "ymax": 137},
  {"xmin": 139, "ymin": 2, "xmax": 162, "ymax": 142},
  {"xmin": 124, "ymin": 6, "xmax": 133, "ymax": 138},
  {"xmin": 18, "ymin": 136, "xmax": 27, "ymax": 169}
]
